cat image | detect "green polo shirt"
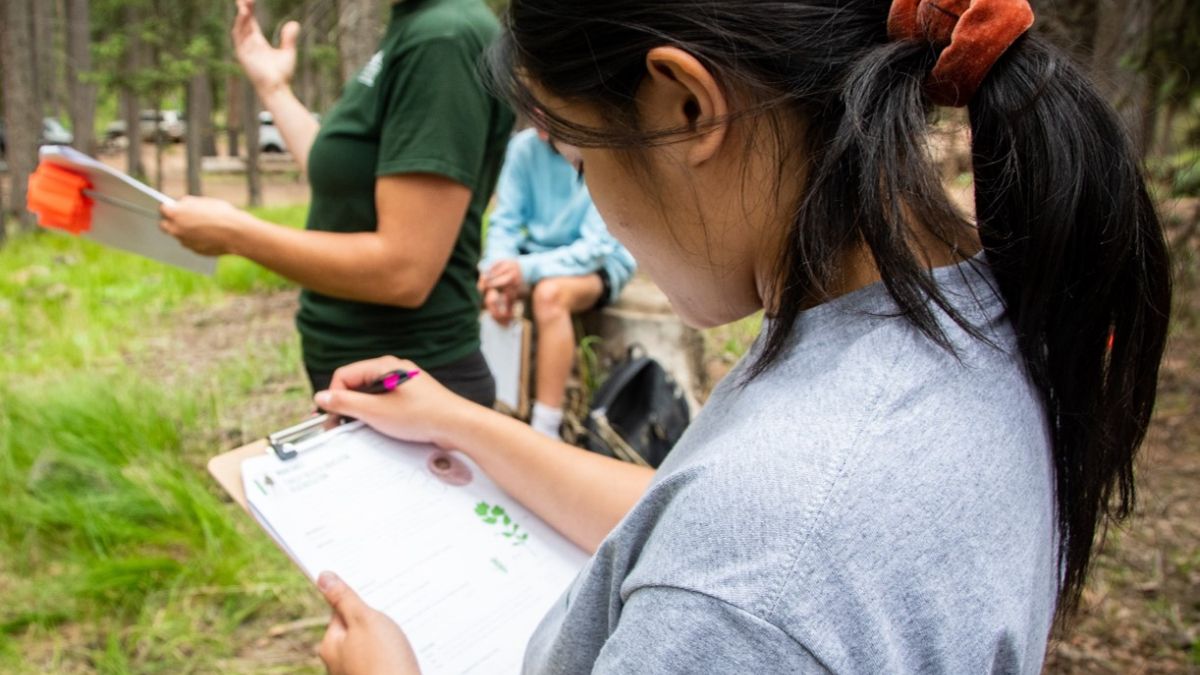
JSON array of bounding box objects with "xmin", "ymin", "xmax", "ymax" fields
[{"xmin": 297, "ymin": 0, "xmax": 513, "ymax": 373}]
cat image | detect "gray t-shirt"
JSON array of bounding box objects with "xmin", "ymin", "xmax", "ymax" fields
[{"xmin": 523, "ymin": 258, "xmax": 1058, "ymax": 673}]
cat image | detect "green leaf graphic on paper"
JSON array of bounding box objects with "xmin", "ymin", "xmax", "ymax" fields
[{"xmin": 474, "ymin": 501, "xmax": 529, "ymax": 546}]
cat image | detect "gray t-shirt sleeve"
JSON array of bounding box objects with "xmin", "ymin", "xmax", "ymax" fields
[{"xmin": 592, "ymin": 586, "xmax": 829, "ymax": 674}]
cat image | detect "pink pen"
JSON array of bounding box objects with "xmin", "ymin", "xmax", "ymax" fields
[{"xmin": 357, "ymin": 369, "xmax": 421, "ymax": 395}]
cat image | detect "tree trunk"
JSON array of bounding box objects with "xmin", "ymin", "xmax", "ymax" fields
[
  {"xmin": 295, "ymin": 20, "xmax": 310, "ymax": 107},
  {"xmin": 32, "ymin": 0, "xmax": 56, "ymax": 120},
  {"xmin": 121, "ymin": 89, "xmax": 142, "ymax": 179},
  {"xmin": 243, "ymin": 77, "xmax": 262, "ymax": 207},
  {"xmin": 185, "ymin": 74, "xmax": 207, "ymax": 195},
  {"xmin": 309, "ymin": 0, "xmax": 338, "ymax": 112},
  {"xmin": 1154, "ymin": 101, "xmax": 1178, "ymax": 160},
  {"xmin": 226, "ymin": 72, "xmax": 242, "ymax": 158},
  {"xmin": 336, "ymin": 0, "xmax": 380, "ymax": 82},
  {"xmin": 0, "ymin": 32, "xmax": 6, "ymax": 242},
  {"xmin": 122, "ymin": 5, "xmax": 143, "ymax": 179},
  {"xmin": 153, "ymin": 102, "xmax": 165, "ymax": 192},
  {"xmin": 1035, "ymin": 0, "xmax": 1098, "ymax": 65},
  {"xmin": 202, "ymin": 75, "xmax": 218, "ymax": 158},
  {"xmin": 65, "ymin": 0, "xmax": 96, "ymax": 156},
  {"xmin": 241, "ymin": 0, "xmax": 270, "ymax": 207},
  {"xmin": 55, "ymin": 0, "xmax": 68, "ymax": 116},
  {"xmin": 1092, "ymin": 0, "xmax": 1152, "ymax": 155},
  {"xmin": 1, "ymin": 0, "xmax": 42, "ymax": 231}
]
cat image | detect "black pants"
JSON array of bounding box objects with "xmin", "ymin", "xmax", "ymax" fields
[{"xmin": 306, "ymin": 349, "xmax": 496, "ymax": 408}]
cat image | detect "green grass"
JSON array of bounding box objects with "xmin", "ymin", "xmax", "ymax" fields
[
  {"xmin": 0, "ymin": 374, "xmax": 318, "ymax": 672},
  {"xmin": 0, "ymin": 206, "xmax": 324, "ymax": 672},
  {"xmin": 703, "ymin": 312, "xmax": 764, "ymax": 362},
  {"xmin": 0, "ymin": 205, "xmax": 303, "ymax": 377}
]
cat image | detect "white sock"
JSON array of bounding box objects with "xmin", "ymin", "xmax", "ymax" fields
[{"xmin": 530, "ymin": 402, "xmax": 564, "ymax": 439}]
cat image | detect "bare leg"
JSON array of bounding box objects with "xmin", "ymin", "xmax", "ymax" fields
[{"xmin": 530, "ymin": 274, "xmax": 605, "ymax": 410}]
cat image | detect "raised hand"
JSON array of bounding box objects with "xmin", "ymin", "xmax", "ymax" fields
[{"xmin": 231, "ymin": 0, "xmax": 300, "ymax": 96}]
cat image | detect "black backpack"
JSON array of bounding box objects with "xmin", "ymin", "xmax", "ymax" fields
[{"xmin": 582, "ymin": 346, "xmax": 690, "ymax": 468}]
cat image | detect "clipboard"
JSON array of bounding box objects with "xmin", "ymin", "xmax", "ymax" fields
[
  {"xmin": 208, "ymin": 414, "xmax": 334, "ymax": 509},
  {"xmin": 480, "ymin": 313, "xmax": 532, "ymax": 419},
  {"xmin": 31, "ymin": 145, "xmax": 217, "ymax": 275},
  {"xmin": 208, "ymin": 439, "xmax": 267, "ymax": 511},
  {"xmin": 207, "ymin": 417, "xmax": 589, "ymax": 674}
]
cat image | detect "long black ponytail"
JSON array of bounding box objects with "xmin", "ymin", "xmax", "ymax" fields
[
  {"xmin": 969, "ymin": 36, "xmax": 1172, "ymax": 614},
  {"xmin": 490, "ymin": 0, "xmax": 1172, "ymax": 619}
]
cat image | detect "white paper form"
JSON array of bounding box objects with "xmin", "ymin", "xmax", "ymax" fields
[
  {"xmin": 38, "ymin": 145, "xmax": 217, "ymax": 275},
  {"xmin": 242, "ymin": 424, "xmax": 589, "ymax": 674}
]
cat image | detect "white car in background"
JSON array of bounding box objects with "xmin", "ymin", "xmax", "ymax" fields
[
  {"xmin": 0, "ymin": 118, "xmax": 74, "ymax": 157},
  {"xmin": 40, "ymin": 118, "xmax": 74, "ymax": 146},
  {"xmin": 104, "ymin": 110, "xmax": 186, "ymax": 144},
  {"xmin": 258, "ymin": 111, "xmax": 287, "ymax": 154},
  {"xmin": 150, "ymin": 110, "xmax": 186, "ymax": 143}
]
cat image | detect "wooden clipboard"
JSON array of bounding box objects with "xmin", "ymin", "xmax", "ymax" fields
[
  {"xmin": 207, "ymin": 439, "xmax": 267, "ymax": 511},
  {"xmin": 210, "ymin": 414, "xmax": 334, "ymax": 509}
]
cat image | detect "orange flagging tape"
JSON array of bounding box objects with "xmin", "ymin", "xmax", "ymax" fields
[{"xmin": 26, "ymin": 162, "xmax": 95, "ymax": 235}]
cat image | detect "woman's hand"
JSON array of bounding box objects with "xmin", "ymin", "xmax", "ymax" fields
[
  {"xmin": 315, "ymin": 357, "xmax": 479, "ymax": 449},
  {"xmin": 232, "ymin": 0, "xmax": 300, "ymax": 96},
  {"xmin": 160, "ymin": 197, "xmax": 249, "ymax": 256},
  {"xmin": 318, "ymin": 572, "xmax": 422, "ymax": 675}
]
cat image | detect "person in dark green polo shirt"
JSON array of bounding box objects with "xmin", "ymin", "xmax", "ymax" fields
[{"xmin": 160, "ymin": 0, "xmax": 513, "ymax": 405}]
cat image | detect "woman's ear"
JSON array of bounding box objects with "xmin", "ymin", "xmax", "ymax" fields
[{"xmin": 639, "ymin": 46, "xmax": 730, "ymax": 166}]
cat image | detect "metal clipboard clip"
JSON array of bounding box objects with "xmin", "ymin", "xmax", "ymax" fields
[{"xmin": 267, "ymin": 414, "xmax": 332, "ymax": 461}]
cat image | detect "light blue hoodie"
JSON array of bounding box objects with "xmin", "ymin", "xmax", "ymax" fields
[{"xmin": 481, "ymin": 129, "xmax": 636, "ymax": 303}]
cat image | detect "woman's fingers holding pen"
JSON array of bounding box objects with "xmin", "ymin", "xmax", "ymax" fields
[
  {"xmin": 317, "ymin": 357, "xmax": 468, "ymax": 449},
  {"xmin": 318, "ymin": 356, "xmax": 396, "ymax": 425},
  {"xmin": 327, "ymin": 356, "xmax": 410, "ymax": 392},
  {"xmin": 316, "ymin": 388, "xmax": 393, "ymax": 429}
]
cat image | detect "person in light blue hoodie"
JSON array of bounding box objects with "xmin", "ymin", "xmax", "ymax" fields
[{"xmin": 479, "ymin": 126, "xmax": 636, "ymax": 438}]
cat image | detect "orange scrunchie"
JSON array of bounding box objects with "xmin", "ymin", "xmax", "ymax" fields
[{"xmin": 888, "ymin": 0, "xmax": 1035, "ymax": 107}]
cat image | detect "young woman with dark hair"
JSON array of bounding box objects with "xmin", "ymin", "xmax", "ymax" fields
[{"xmin": 305, "ymin": 0, "xmax": 1172, "ymax": 672}]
